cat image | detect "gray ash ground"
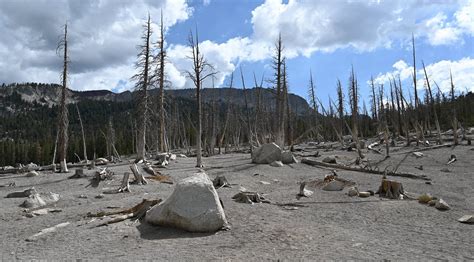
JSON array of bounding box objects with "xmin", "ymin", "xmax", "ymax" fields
[{"xmin": 0, "ymin": 144, "xmax": 473, "ymax": 260}]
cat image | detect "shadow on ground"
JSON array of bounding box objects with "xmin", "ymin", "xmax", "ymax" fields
[{"xmin": 136, "ymin": 220, "xmax": 215, "ymax": 240}]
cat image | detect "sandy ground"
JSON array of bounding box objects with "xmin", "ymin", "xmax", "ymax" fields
[{"xmin": 0, "ymin": 144, "xmax": 473, "ymax": 260}]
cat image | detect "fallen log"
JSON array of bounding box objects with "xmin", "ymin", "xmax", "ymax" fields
[{"xmin": 301, "ymin": 158, "xmax": 430, "ymax": 181}]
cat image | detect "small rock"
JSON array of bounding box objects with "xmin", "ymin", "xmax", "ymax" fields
[
  {"xmin": 78, "ymin": 194, "xmax": 88, "ymax": 199},
  {"xmin": 281, "ymin": 151, "xmax": 297, "ymax": 164},
  {"xmin": 252, "ymin": 143, "xmax": 282, "ymax": 164},
  {"xmin": 358, "ymin": 191, "xmax": 371, "ymax": 198},
  {"xmin": 20, "ymin": 192, "xmax": 60, "ymax": 209},
  {"xmin": 425, "ymin": 181, "xmax": 432, "ymax": 185},
  {"xmin": 95, "ymin": 194, "xmax": 105, "ymax": 199},
  {"xmin": 322, "ymin": 156, "xmax": 337, "ymax": 164},
  {"xmin": 457, "ymin": 215, "xmax": 474, "ymax": 224},
  {"xmin": 412, "ymin": 152, "xmax": 424, "ymax": 158},
  {"xmin": 169, "ymin": 154, "xmax": 177, "ymax": 161},
  {"xmin": 259, "ymin": 181, "xmax": 271, "ymax": 185},
  {"xmin": 435, "ymin": 198, "xmax": 450, "ymax": 211},
  {"xmin": 347, "ymin": 187, "xmax": 359, "ymax": 197},
  {"xmin": 269, "ymin": 161, "xmax": 284, "ymax": 167},
  {"xmin": 25, "ymin": 171, "xmax": 39, "ymax": 177}
]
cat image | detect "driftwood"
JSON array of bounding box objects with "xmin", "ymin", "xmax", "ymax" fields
[
  {"xmin": 87, "ymin": 199, "xmax": 161, "ymax": 227},
  {"xmin": 130, "ymin": 163, "xmax": 147, "ymax": 185},
  {"xmin": 232, "ymin": 192, "xmax": 269, "ymax": 204},
  {"xmin": 6, "ymin": 187, "xmax": 37, "ymax": 198},
  {"xmin": 25, "ymin": 222, "xmax": 70, "ymax": 242},
  {"xmin": 146, "ymin": 174, "xmax": 173, "ymax": 184},
  {"xmin": 301, "ymin": 158, "xmax": 430, "ymax": 180},
  {"xmin": 297, "ymin": 182, "xmax": 313, "ymax": 198},
  {"xmin": 392, "ymin": 143, "xmax": 453, "ymax": 155}
]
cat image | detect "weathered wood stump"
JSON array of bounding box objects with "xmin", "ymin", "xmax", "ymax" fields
[{"xmin": 376, "ymin": 179, "xmax": 404, "ymax": 199}]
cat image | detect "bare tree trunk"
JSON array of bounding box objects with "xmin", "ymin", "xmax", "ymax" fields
[
  {"xmin": 157, "ymin": 11, "xmax": 167, "ymax": 153},
  {"xmin": 450, "ymin": 71, "xmax": 458, "ymax": 145},
  {"xmin": 57, "ymin": 23, "xmax": 69, "ymax": 173},
  {"xmin": 75, "ymin": 104, "xmax": 88, "ymax": 163},
  {"xmin": 422, "ymin": 61, "xmax": 442, "ymax": 145}
]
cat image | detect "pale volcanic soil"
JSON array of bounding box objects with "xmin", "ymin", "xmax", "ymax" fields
[{"xmin": 0, "ymin": 144, "xmax": 473, "ymax": 260}]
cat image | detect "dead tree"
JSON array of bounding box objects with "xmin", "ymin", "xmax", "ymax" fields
[
  {"xmin": 272, "ymin": 33, "xmax": 285, "ymax": 147},
  {"xmin": 422, "ymin": 61, "xmax": 442, "ymax": 145},
  {"xmin": 283, "ymin": 61, "xmax": 293, "ymax": 146},
  {"xmin": 411, "ymin": 34, "xmax": 425, "ymax": 145},
  {"xmin": 370, "ymin": 76, "xmax": 378, "ymax": 121},
  {"xmin": 308, "ymin": 70, "xmax": 318, "ymax": 139},
  {"xmin": 155, "ymin": 11, "xmax": 168, "ymax": 153},
  {"xmin": 185, "ymin": 27, "xmax": 216, "ymax": 167},
  {"xmin": 336, "ymin": 79, "xmax": 345, "ymax": 137},
  {"xmin": 56, "ymin": 23, "xmax": 70, "ymax": 173},
  {"xmin": 132, "ymin": 15, "xmax": 153, "ymax": 162},
  {"xmin": 450, "ymin": 71, "xmax": 459, "ymax": 145},
  {"xmin": 75, "ymin": 104, "xmax": 88, "ymax": 163},
  {"xmin": 348, "ymin": 67, "xmax": 364, "ymax": 159},
  {"xmin": 218, "ymin": 73, "xmax": 233, "ymax": 154},
  {"xmin": 239, "ymin": 67, "xmax": 254, "ymax": 149}
]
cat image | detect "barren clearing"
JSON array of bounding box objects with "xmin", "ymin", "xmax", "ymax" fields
[{"xmin": 1, "ymin": 144, "xmax": 473, "ymax": 260}]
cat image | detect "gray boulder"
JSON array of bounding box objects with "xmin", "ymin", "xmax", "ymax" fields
[
  {"xmin": 251, "ymin": 143, "xmax": 282, "ymax": 164},
  {"xmin": 20, "ymin": 192, "xmax": 60, "ymax": 209},
  {"xmin": 281, "ymin": 151, "xmax": 297, "ymax": 164},
  {"xmin": 146, "ymin": 172, "xmax": 227, "ymax": 232},
  {"xmin": 435, "ymin": 198, "xmax": 450, "ymax": 211}
]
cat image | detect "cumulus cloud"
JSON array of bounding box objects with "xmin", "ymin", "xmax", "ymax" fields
[
  {"xmin": 0, "ymin": 0, "xmax": 192, "ymax": 90},
  {"xmin": 374, "ymin": 57, "xmax": 474, "ymax": 93}
]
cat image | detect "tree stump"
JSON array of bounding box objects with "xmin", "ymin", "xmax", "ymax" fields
[
  {"xmin": 376, "ymin": 179, "xmax": 404, "ymax": 199},
  {"xmin": 130, "ymin": 163, "xmax": 147, "ymax": 185},
  {"xmin": 118, "ymin": 172, "xmax": 131, "ymax": 193}
]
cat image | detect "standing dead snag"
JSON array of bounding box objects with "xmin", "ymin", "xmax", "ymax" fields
[
  {"xmin": 132, "ymin": 14, "xmax": 153, "ymax": 162},
  {"xmin": 75, "ymin": 104, "xmax": 88, "ymax": 163},
  {"xmin": 348, "ymin": 67, "xmax": 364, "ymax": 159},
  {"xmin": 271, "ymin": 33, "xmax": 285, "ymax": 147},
  {"xmin": 56, "ymin": 23, "xmax": 70, "ymax": 173},
  {"xmin": 308, "ymin": 70, "xmax": 319, "ymax": 139},
  {"xmin": 155, "ymin": 10, "xmax": 168, "ymax": 153},
  {"xmin": 185, "ymin": 27, "xmax": 216, "ymax": 167},
  {"xmin": 450, "ymin": 71, "xmax": 458, "ymax": 145},
  {"xmin": 422, "ymin": 61, "xmax": 442, "ymax": 145}
]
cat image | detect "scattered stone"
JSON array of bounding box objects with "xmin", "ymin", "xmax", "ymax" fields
[
  {"xmin": 95, "ymin": 194, "xmax": 105, "ymax": 199},
  {"xmin": 25, "ymin": 163, "xmax": 38, "ymax": 171},
  {"xmin": 6, "ymin": 187, "xmax": 37, "ymax": 198},
  {"xmin": 269, "ymin": 160, "xmax": 284, "ymax": 167},
  {"xmin": 322, "ymin": 179, "xmax": 345, "ymax": 191},
  {"xmin": 358, "ymin": 191, "xmax": 371, "ymax": 198},
  {"xmin": 25, "ymin": 171, "xmax": 39, "ymax": 177},
  {"xmin": 251, "ymin": 143, "xmax": 282, "ymax": 164},
  {"xmin": 281, "ymin": 151, "xmax": 297, "ymax": 164},
  {"xmin": 20, "ymin": 192, "xmax": 60, "ymax": 209},
  {"xmin": 435, "ymin": 198, "xmax": 450, "ymax": 211},
  {"xmin": 31, "ymin": 208, "xmax": 62, "ymax": 216},
  {"xmin": 259, "ymin": 181, "xmax": 271, "ymax": 185},
  {"xmin": 418, "ymin": 193, "xmax": 433, "ymax": 204},
  {"xmin": 146, "ymin": 172, "xmax": 228, "ymax": 233},
  {"xmin": 169, "ymin": 154, "xmax": 177, "ymax": 161},
  {"xmin": 425, "ymin": 181, "xmax": 432, "ymax": 185},
  {"xmin": 457, "ymin": 215, "xmax": 474, "ymax": 224},
  {"xmin": 322, "ymin": 156, "xmax": 337, "ymax": 164},
  {"xmin": 347, "ymin": 186, "xmax": 359, "ymax": 197},
  {"xmin": 412, "ymin": 152, "xmax": 424, "ymax": 158},
  {"xmin": 78, "ymin": 194, "xmax": 88, "ymax": 199},
  {"xmin": 213, "ymin": 175, "xmax": 231, "ymax": 188}
]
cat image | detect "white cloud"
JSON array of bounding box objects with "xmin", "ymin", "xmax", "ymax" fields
[
  {"xmin": 424, "ymin": 13, "xmax": 462, "ymax": 45},
  {"xmin": 455, "ymin": 0, "xmax": 474, "ymax": 35},
  {"xmin": 374, "ymin": 57, "xmax": 474, "ymax": 93}
]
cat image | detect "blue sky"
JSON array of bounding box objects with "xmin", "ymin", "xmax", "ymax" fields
[{"xmin": 0, "ymin": 0, "xmax": 473, "ymax": 107}]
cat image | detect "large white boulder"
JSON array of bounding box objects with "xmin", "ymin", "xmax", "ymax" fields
[
  {"xmin": 251, "ymin": 143, "xmax": 282, "ymax": 164},
  {"xmin": 20, "ymin": 192, "xmax": 60, "ymax": 209},
  {"xmin": 146, "ymin": 172, "xmax": 227, "ymax": 232}
]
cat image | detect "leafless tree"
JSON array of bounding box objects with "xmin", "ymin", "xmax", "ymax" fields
[
  {"xmin": 185, "ymin": 27, "xmax": 216, "ymax": 167},
  {"xmin": 450, "ymin": 71, "xmax": 459, "ymax": 145},
  {"xmin": 348, "ymin": 67, "xmax": 364, "ymax": 159},
  {"xmin": 155, "ymin": 11, "xmax": 168, "ymax": 153},
  {"xmin": 422, "ymin": 61, "xmax": 442, "ymax": 144},
  {"xmin": 271, "ymin": 33, "xmax": 285, "ymax": 147},
  {"xmin": 56, "ymin": 23, "xmax": 70, "ymax": 173},
  {"xmin": 75, "ymin": 104, "xmax": 87, "ymax": 163},
  {"xmin": 132, "ymin": 15, "xmax": 153, "ymax": 162}
]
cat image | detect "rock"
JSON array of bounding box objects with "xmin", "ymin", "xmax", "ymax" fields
[
  {"xmin": 298, "ymin": 182, "xmax": 313, "ymax": 197},
  {"xmin": 25, "ymin": 171, "xmax": 39, "ymax": 177},
  {"xmin": 435, "ymin": 198, "xmax": 450, "ymax": 211},
  {"xmin": 169, "ymin": 154, "xmax": 177, "ymax": 161},
  {"xmin": 322, "ymin": 180, "xmax": 346, "ymax": 191},
  {"xmin": 232, "ymin": 191, "xmax": 268, "ymax": 204},
  {"xmin": 412, "ymin": 152, "xmax": 424, "ymax": 158},
  {"xmin": 269, "ymin": 160, "xmax": 284, "ymax": 167},
  {"xmin": 6, "ymin": 187, "xmax": 37, "ymax": 198},
  {"xmin": 20, "ymin": 192, "xmax": 60, "ymax": 209},
  {"xmin": 251, "ymin": 143, "xmax": 282, "ymax": 164},
  {"xmin": 457, "ymin": 215, "xmax": 474, "ymax": 224},
  {"xmin": 281, "ymin": 151, "xmax": 297, "ymax": 164},
  {"xmin": 259, "ymin": 181, "xmax": 271, "ymax": 185},
  {"xmin": 95, "ymin": 194, "xmax": 105, "ymax": 199},
  {"xmin": 418, "ymin": 193, "xmax": 433, "ymax": 204},
  {"xmin": 155, "ymin": 153, "xmax": 169, "ymax": 163},
  {"xmin": 428, "ymin": 200, "xmax": 437, "ymax": 206},
  {"xmin": 146, "ymin": 172, "xmax": 227, "ymax": 233},
  {"xmin": 78, "ymin": 194, "xmax": 88, "ymax": 199},
  {"xmin": 358, "ymin": 191, "xmax": 371, "ymax": 198},
  {"xmin": 322, "ymin": 156, "xmax": 337, "ymax": 164},
  {"xmin": 25, "ymin": 163, "xmax": 38, "ymax": 171},
  {"xmin": 347, "ymin": 187, "xmax": 359, "ymax": 197}
]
